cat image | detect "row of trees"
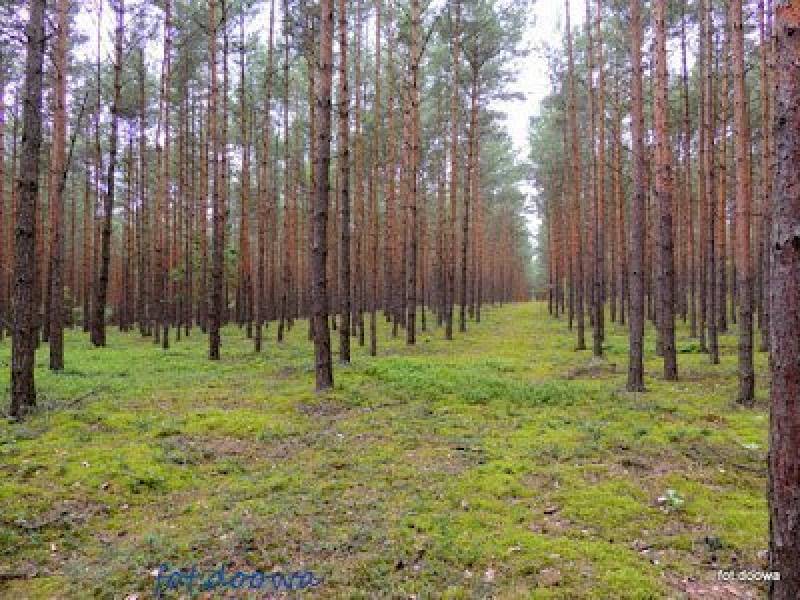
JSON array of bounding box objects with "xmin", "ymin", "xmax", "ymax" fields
[
  {"xmin": 530, "ymin": 0, "xmax": 800, "ymax": 596},
  {"xmin": 1, "ymin": 0, "xmax": 534, "ymax": 414}
]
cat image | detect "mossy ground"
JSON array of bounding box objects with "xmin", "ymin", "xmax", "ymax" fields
[{"xmin": 0, "ymin": 303, "xmax": 768, "ymax": 599}]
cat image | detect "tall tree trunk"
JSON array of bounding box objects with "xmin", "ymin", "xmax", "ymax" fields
[
  {"xmin": 369, "ymin": 1, "xmax": 381, "ymax": 356},
  {"xmin": 446, "ymin": 0, "xmax": 461, "ymax": 341},
  {"xmin": 91, "ymin": 0, "xmax": 124, "ymax": 347},
  {"xmin": 654, "ymin": 0, "xmax": 677, "ymax": 379},
  {"xmin": 277, "ymin": 0, "xmax": 290, "ymax": 343},
  {"xmin": 338, "ymin": 0, "xmax": 351, "ymax": 362},
  {"xmin": 10, "ymin": 0, "xmax": 46, "ymax": 417},
  {"xmin": 406, "ymin": 0, "xmax": 420, "ymax": 346},
  {"xmin": 48, "ymin": 0, "xmax": 69, "ymax": 370},
  {"xmin": 626, "ymin": 0, "xmax": 645, "ymax": 390},
  {"xmin": 209, "ymin": 0, "xmax": 223, "ymax": 359},
  {"xmin": 758, "ymin": 0, "xmax": 772, "ymax": 352},
  {"xmin": 594, "ymin": 0, "xmax": 605, "ymax": 355},
  {"xmin": 704, "ymin": 0, "xmax": 718, "ymax": 364},
  {"xmin": 731, "ymin": 0, "xmax": 754, "ymax": 405},
  {"xmin": 256, "ymin": 0, "xmax": 275, "ymax": 353},
  {"xmin": 238, "ymin": 16, "xmax": 252, "ymax": 339},
  {"xmin": 768, "ymin": 7, "xmax": 800, "ymax": 597},
  {"xmin": 311, "ymin": 0, "xmax": 334, "ymax": 390},
  {"xmin": 461, "ymin": 67, "xmax": 479, "ymax": 335},
  {"xmin": 0, "ymin": 75, "xmax": 5, "ymax": 341}
]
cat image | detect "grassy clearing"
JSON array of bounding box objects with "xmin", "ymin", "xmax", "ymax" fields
[{"xmin": 0, "ymin": 303, "xmax": 768, "ymax": 598}]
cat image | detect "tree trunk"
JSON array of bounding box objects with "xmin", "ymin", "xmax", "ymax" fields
[
  {"xmin": 626, "ymin": 0, "xmax": 645, "ymax": 390},
  {"xmin": 338, "ymin": 0, "xmax": 351, "ymax": 362},
  {"xmin": 10, "ymin": 0, "xmax": 46, "ymax": 417},
  {"xmin": 311, "ymin": 0, "xmax": 334, "ymax": 390},
  {"xmin": 768, "ymin": 6, "xmax": 800, "ymax": 597},
  {"xmin": 446, "ymin": 0, "xmax": 461, "ymax": 341},
  {"xmin": 731, "ymin": 0, "xmax": 754, "ymax": 405},
  {"xmin": 704, "ymin": 0, "xmax": 718, "ymax": 364},
  {"xmin": 47, "ymin": 0, "xmax": 69, "ymax": 370},
  {"xmin": 654, "ymin": 0, "xmax": 677, "ymax": 379},
  {"xmin": 91, "ymin": 0, "xmax": 124, "ymax": 348},
  {"xmin": 209, "ymin": 0, "xmax": 223, "ymax": 359}
]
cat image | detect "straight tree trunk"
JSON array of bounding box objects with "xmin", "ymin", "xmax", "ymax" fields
[
  {"xmin": 10, "ymin": 0, "xmax": 46, "ymax": 417},
  {"xmin": 0, "ymin": 75, "xmax": 5, "ymax": 341},
  {"xmin": 446, "ymin": 0, "xmax": 461, "ymax": 341},
  {"xmin": 594, "ymin": 0, "xmax": 605, "ymax": 355},
  {"xmin": 255, "ymin": 0, "xmax": 275, "ymax": 353},
  {"xmin": 654, "ymin": 0, "xmax": 677, "ymax": 379},
  {"xmin": 731, "ymin": 0, "xmax": 754, "ymax": 405},
  {"xmin": 681, "ymin": 5, "xmax": 696, "ymax": 339},
  {"xmin": 758, "ymin": 0, "xmax": 772, "ymax": 352},
  {"xmin": 311, "ymin": 0, "xmax": 334, "ymax": 390},
  {"xmin": 704, "ymin": 0, "xmax": 719, "ymax": 364},
  {"xmin": 369, "ymin": 1, "xmax": 381, "ymax": 356},
  {"xmin": 338, "ymin": 0, "xmax": 351, "ymax": 362},
  {"xmin": 209, "ymin": 0, "xmax": 223, "ymax": 359},
  {"xmin": 768, "ymin": 8, "xmax": 800, "ymax": 597},
  {"xmin": 627, "ymin": 0, "xmax": 645, "ymax": 390},
  {"xmin": 91, "ymin": 0, "xmax": 124, "ymax": 347},
  {"xmin": 406, "ymin": 0, "xmax": 420, "ymax": 346},
  {"xmin": 48, "ymin": 0, "xmax": 69, "ymax": 370}
]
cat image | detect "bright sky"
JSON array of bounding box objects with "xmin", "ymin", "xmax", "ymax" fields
[{"xmin": 494, "ymin": 0, "xmax": 584, "ymax": 241}]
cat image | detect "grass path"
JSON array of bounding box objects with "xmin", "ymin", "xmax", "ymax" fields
[{"xmin": 0, "ymin": 303, "xmax": 769, "ymax": 598}]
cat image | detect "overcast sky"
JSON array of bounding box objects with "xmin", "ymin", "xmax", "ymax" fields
[{"xmin": 493, "ymin": 0, "xmax": 585, "ymax": 239}]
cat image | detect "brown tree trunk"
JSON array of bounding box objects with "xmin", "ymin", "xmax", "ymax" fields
[
  {"xmin": 731, "ymin": 0, "xmax": 754, "ymax": 405},
  {"xmin": 311, "ymin": 0, "xmax": 334, "ymax": 390},
  {"xmin": 704, "ymin": 0, "xmax": 719, "ymax": 364},
  {"xmin": 768, "ymin": 7, "xmax": 800, "ymax": 597},
  {"xmin": 47, "ymin": 0, "xmax": 69, "ymax": 369},
  {"xmin": 209, "ymin": 0, "xmax": 223, "ymax": 359},
  {"xmin": 626, "ymin": 0, "xmax": 645, "ymax": 390},
  {"xmin": 758, "ymin": 0, "xmax": 772, "ymax": 352},
  {"xmin": 406, "ymin": 0, "xmax": 420, "ymax": 346},
  {"xmin": 654, "ymin": 0, "xmax": 677, "ymax": 379},
  {"xmin": 277, "ymin": 0, "xmax": 291, "ymax": 343},
  {"xmin": 255, "ymin": 0, "xmax": 275, "ymax": 353},
  {"xmin": 91, "ymin": 0, "xmax": 124, "ymax": 348},
  {"xmin": 446, "ymin": 0, "xmax": 461, "ymax": 341},
  {"xmin": 338, "ymin": 0, "xmax": 351, "ymax": 362},
  {"xmin": 10, "ymin": 0, "xmax": 46, "ymax": 417},
  {"xmin": 369, "ymin": 2, "xmax": 381, "ymax": 356},
  {"xmin": 0, "ymin": 75, "xmax": 5, "ymax": 341}
]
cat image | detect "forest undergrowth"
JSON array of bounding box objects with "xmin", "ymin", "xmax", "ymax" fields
[{"xmin": 0, "ymin": 302, "xmax": 768, "ymax": 598}]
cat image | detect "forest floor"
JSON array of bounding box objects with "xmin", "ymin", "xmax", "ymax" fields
[{"xmin": 0, "ymin": 303, "xmax": 770, "ymax": 599}]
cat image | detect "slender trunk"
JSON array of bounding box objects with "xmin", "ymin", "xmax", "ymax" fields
[
  {"xmin": 731, "ymin": 0, "xmax": 754, "ymax": 405},
  {"xmin": 446, "ymin": 0, "xmax": 461, "ymax": 341},
  {"xmin": 48, "ymin": 0, "xmax": 69, "ymax": 370},
  {"xmin": 626, "ymin": 0, "xmax": 645, "ymax": 390},
  {"xmin": 10, "ymin": 0, "xmax": 46, "ymax": 417},
  {"xmin": 369, "ymin": 1, "xmax": 381, "ymax": 356},
  {"xmin": 209, "ymin": 0, "xmax": 223, "ymax": 359},
  {"xmin": 255, "ymin": 0, "xmax": 275, "ymax": 353},
  {"xmin": 91, "ymin": 0, "xmax": 124, "ymax": 347},
  {"xmin": 654, "ymin": 0, "xmax": 677, "ymax": 379},
  {"xmin": 311, "ymin": 0, "xmax": 334, "ymax": 390},
  {"xmin": 338, "ymin": 0, "xmax": 351, "ymax": 362},
  {"xmin": 704, "ymin": 0, "xmax": 718, "ymax": 364}
]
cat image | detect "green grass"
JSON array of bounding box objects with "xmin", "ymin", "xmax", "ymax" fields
[{"xmin": 0, "ymin": 303, "xmax": 769, "ymax": 598}]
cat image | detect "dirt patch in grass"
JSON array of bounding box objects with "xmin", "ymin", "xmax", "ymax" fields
[
  {"xmin": 667, "ymin": 574, "xmax": 761, "ymax": 599},
  {"xmin": 9, "ymin": 499, "xmax": 110, "ymax": 532}
]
